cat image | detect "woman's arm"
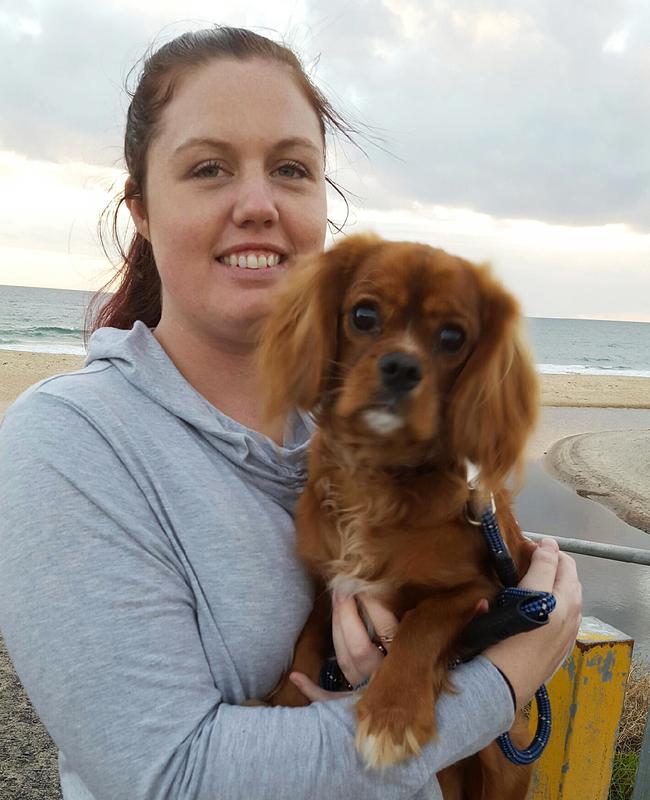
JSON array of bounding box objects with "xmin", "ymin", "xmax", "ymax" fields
[{"xmin": 0, "ymin": 391, "xmax": 515, "ymax": 800}]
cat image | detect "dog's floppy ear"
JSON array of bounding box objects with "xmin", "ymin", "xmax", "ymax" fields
[
  {"xmin": 448, "ymin": 265, "xmax": 538, "ymax": 489},
  {"xmin": 257, "ymin": 233, "xmax": 381, "ymax": 421}
]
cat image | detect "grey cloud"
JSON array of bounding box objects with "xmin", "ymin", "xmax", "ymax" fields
[
  {"xmin": 0, "ymin": 2, "xmax": 183, "ymax": 166},
  {"xmin": 308, "ymin": 0, "xmax": 650, "ymax": 231}
]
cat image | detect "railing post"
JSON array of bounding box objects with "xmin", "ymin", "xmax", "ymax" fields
[{"xmin": 527, "ymin": 617, "xmax": 633, "ymax": 800}]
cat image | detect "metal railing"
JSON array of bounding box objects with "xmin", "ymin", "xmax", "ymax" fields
[{"xmin": 524, "ymin": 531, "xmax": 650, "ymax": 566}]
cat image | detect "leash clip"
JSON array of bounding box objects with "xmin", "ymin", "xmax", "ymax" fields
[{"xmin": 464, "ymin": 491, "xmax": 496, "ymax": 526}]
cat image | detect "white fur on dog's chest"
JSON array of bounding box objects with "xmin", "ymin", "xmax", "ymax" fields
[{"xmin": 318, "ymin": 482, "xmax": 389, "ymax": 598}]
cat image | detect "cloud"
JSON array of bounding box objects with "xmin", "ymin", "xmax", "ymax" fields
[
  {"xmin": 0, "ymin": 1, "xmax": 310, "ymax": 167},
  {"xmin": 0, "ymin": 150, "xmax": 123, "ymax": 252},
  {"xmin": 308, "ymin": 0, "xmax": 650, "ymax": 231}
]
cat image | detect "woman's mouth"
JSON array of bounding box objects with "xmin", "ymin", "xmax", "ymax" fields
[{"xmin": 216, "ymin": 251, "xmax": 287, "ymax": 270}]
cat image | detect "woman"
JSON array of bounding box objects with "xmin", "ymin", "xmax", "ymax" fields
[{"xmin": 0, "ymin": 26, "xmax": 581, "ymax": 800}]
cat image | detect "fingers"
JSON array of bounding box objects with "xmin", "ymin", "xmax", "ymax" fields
[
  {"xmin": 554, "ymin": 552, "xmax": 583, "ymax": 643},
  {"xmin": 554, "ymin": 550, "xmax": 579, "ymax": 595},
  {"xmin": 357, "ymin": 593, "xmax": 399, "ymax": 645},
  {"xmin": 332, "ymin": 595, "xmax": 384, "ymax": 686},
  {"xmin": 518, "ymin": 538, "xmax": 559, "ymax": 593},
  {"xmin": 474, "ymin": 598, "xmax": 489, "ymax": 616},
  {"xmin": 289, "ymin": 671, "xmax": 351, "ymax": 703}
]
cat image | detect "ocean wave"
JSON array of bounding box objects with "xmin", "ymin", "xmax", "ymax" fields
[
  {"xmin": 0, "ymin": 325, "xmax": 83, "ymax": 339},
  {"xmin": 537, "ymin": 364, "xmax": 650, "ymax": 379},
  {"xmin": 0, "ymin": 343, "xmax": 86, "ymax": 356}
]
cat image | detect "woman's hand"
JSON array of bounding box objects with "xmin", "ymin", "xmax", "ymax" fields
[
  {"xmin": 483, "ymin": 538, "xmax": 583, "ymax": 710},
  {"xmin": 289, "ymin": 591, "xmax": 398, "ymax": 702}
]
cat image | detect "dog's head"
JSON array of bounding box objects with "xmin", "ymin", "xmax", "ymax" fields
[{"xmin": 257, "ymin": 234, "xmax": 538, "ymax": 486}]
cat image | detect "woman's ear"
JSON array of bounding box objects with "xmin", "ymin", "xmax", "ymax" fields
[
  {"xmin": 124, "ymin": 178, "xmax": 150, "ymax": 241},
  {"xmin": 257, "ymin": 234, "xmax": 381, "ymax": 422},
  {"xmin": 448, "ymin": 265, "xmax": 539, "ymax": 488}
]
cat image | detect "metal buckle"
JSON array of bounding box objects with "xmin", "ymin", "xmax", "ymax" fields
[
  {"xmin": 464, "ymin": 491, "xmax": 496, "ymax": 526},
  {"xmin": 464, "ymin": 501, "xmax": 483, "ymax": 526}
]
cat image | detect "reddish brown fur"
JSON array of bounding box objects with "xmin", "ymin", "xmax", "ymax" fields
[{"xmin": 257, "ymin": 234, "xmax": 539, "ymax": 798}]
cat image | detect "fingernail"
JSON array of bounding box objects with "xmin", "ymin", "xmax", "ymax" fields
[
  {"xmin": 332, "ymin": 589, "xmax": 348, "ymax": 606},
  {"xmin": 541, "ymin": 538, "xmax": 559, "ymax": 551}
]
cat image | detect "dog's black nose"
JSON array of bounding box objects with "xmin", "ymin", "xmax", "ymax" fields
[{"xmin": 379, "ymin": 352, "xmax": 422, "ymax": 393}]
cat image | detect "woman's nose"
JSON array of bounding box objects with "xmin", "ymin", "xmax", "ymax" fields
[{"xmin": 232, "ymin": 175, "xmax": 280, "ymax": 228}]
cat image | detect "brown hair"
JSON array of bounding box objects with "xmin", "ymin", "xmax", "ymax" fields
[{"xmin": 87, "ymin": 26, "xmax": 361, "ymax": 338}]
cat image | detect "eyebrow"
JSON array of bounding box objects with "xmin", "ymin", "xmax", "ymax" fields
[{"xmin": 172, "ymin": 136, "xmax": 322, "ymax": 158}]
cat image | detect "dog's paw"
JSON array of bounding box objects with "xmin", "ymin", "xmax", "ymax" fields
[{"xmin": 355, "ymin": 696, "xmax": 435, "ymax": 768}]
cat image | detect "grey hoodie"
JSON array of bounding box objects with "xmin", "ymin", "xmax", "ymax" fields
[{"xmin": 0, "ymin": 322, "xmax": 514, "ymax": 800}]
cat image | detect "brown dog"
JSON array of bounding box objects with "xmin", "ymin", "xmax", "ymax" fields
[{"xmin": 257, "ymin": 234, "xmax": 539, "ymax": 798}]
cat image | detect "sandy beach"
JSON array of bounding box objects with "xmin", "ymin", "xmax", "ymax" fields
[
  {"xmin": 0, "ymin": 351, "xmax": 85, "ymax": 418},
  {"xmin": 546, "ymin": 430, "xmax": 650, "ymax": 534},
  {"xmin": 540, "ymin": 372, "xmax": 650, "ymax": 408},
  {"xmin": 2, "ymin": 349, "xmax": 650, "ymax": 409}
]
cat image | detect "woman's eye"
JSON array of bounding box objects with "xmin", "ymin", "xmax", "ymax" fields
[
  {"xmin": 350, "ymin": 303, "xmax": 381, "ymax": 333},
  {"xmin": 192, "ymin": 161, "xmax": 225, "ymax": 179},
  {"xmin": 274, "ymin": 161, "xmax": 309, "ymax": 179},
  {"xmin": 437, "ymin": 325, "xmax": 466, "ymax": 353}
]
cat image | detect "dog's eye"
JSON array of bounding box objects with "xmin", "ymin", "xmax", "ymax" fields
[
  {"xmin": 350, "ymin": 303, "xmax": 381, "ymax": 333},
  {"xmin": 437, "ymin": 325, "xmax": 466, "ymax": 353}
]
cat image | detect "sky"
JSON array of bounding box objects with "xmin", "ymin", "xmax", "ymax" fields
[{"xmin": 0, "ymin": 0, "xmax": 649, "ymax": 320}]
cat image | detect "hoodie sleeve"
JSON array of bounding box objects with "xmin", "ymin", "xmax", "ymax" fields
[{"xmin": 0, "ymin": 391, "xmax": 514, "ymax": 800}]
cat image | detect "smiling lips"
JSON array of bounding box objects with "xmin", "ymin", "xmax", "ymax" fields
[{"xmin": 217, "ymin": 251, "xmax": 285, "ymax": 270}]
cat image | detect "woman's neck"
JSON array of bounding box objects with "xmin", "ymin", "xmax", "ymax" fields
[{"xmin": 153, "ymin": 319, "xmax": 285, "ymax": 443}]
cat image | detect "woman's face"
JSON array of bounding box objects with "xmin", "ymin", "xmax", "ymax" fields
[{"xmin": 128, "ymin": 58, "xmax": 328, "ymax": 348}]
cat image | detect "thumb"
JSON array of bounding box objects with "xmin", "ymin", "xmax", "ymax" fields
[{"xmin": 289, "ymin": 672, "xmax": 351, "ymax": 703}]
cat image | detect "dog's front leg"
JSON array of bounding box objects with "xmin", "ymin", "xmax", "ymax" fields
[{"xmin": 355, "ymin": 592, "xmax": 483, "ymax": 768}]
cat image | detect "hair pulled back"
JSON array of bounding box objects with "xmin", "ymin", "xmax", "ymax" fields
[{"xmin": 88, "ymin": 26, "xmax": 357, "ymax": 336}]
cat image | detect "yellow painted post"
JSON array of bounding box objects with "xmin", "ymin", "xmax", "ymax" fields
[{"xmin": 527, "ymin": 617, "xmax": 633, "ymax": 800}]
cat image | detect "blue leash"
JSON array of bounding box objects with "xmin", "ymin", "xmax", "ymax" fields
[{"xmin": 475, "ymin": 503, "xmax": 556, "ymax": 765}]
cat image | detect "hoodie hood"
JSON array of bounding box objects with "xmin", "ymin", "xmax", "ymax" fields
[{"xmin": 86, "ymin": 321, "xmax": 312, "ymax": 512}]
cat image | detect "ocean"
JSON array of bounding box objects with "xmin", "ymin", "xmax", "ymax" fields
[{"xmin": 1, "ymin": 283, "xmax": 650, "ymax": 377}]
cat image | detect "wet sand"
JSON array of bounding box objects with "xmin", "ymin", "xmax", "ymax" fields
[
  {"xmin": 519, "ymin": 406, "xmax": 650, "ymax": 664},
  {"xmin": 545, "ymin": 430, "xmax": 650, "ymax": 533}
]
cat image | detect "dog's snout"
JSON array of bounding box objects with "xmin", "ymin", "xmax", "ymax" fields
[{"xmin": 379, "ymin": 352, "xmax": 422, "ymax": 393}]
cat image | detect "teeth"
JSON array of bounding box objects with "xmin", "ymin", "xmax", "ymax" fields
[{"xmin": 219, "ymin": 252, "xmax": 282, "ymax": 269}]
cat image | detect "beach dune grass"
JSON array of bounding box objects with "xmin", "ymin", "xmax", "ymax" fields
[
  {"xmin": 609, "ymin": 752, "xmax": 639, "ymax": 800},
  {"xmin": 609, "ymin": 663, "xmax": 650, "ymax": 800}
]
